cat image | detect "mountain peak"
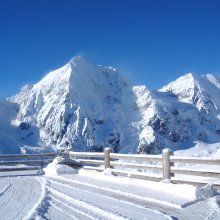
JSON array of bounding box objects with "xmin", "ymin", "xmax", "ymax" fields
[
  {"xmin": 67, "ymin": 56, "xmax": 94, "ymax": 67},
  {"xmin": 159, "ymin": 72, "xmax": 197, "ymax": 94},
  {"xmin": 185, "ymin": 72, "xmax": 196, "ymax": 78},
  {"xmin": 69, "ymin": 56, "xmax": 89, "ymax": 65}
]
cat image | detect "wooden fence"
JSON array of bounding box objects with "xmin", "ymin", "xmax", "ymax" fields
[
  {"xmin": 70, "ymin": 148, "xmax": 220, "ymax": 189},
  {"xmin": 0, "ymin": 148, "xmax": 220, "ymax": 189},
  {"xmin": 0, "ymin": 153, "xmax": 56, "ymax": 174}
]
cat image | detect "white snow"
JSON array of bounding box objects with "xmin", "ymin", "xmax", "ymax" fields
[
  {"xmin": 44, "ymin": 160, "xmax": 78, "ymax": 176},
  {"xmin": 0, "ymin": 165, "xmax": 219, "ymax": 219}
]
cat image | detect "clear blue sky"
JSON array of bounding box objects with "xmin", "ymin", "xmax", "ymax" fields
[{"xmin": 1, "ymin": 0, "xmax": 220, "ymax": 98}]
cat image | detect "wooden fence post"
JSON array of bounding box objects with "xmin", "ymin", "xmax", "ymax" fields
[
  {"xmin": 162, "ymin": 148, "xmax": 173, "ymax": 180},
  {"xmin": 104, "ymin": 147, "xmax": 112, "ymax": 169}
]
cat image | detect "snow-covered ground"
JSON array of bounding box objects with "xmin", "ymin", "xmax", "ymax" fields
[{"xmin": 0, "ymin": 163, "xmax": 220, "ymax": 220}]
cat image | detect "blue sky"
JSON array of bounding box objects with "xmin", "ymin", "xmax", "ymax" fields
[{"xmin": 0, "ymin": 0, "xmax": 220, "ymax": 98}]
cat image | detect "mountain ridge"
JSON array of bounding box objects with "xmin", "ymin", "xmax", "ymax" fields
[{"xmin": 1, "ymin": 57, "xmax": 220, "ymax": 155}]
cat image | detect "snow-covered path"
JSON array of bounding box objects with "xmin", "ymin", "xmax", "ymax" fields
[
  {"xmin": 44, "ymin": 176, "xmax": 176, "ymax": 220},
  {"xmin": 0, "ymin": 176, "xmax": 42, "ymax": 220},
  {"xmin": 0, "ymin": 169, "xmax": 219, "ymax": 220}
]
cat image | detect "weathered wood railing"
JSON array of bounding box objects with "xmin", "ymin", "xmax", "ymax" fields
[
  {"xmin": 69, "ymin": 148, "xmax": 220, "ymax": 189},
  {"xmin": 0, "ymin": 153, "xmax": 56, "ymax": 173},
  {"xmin": 170, "ymin": 154, "xmax": 220, "ymax": 188},
  {"xmin": 69, "ymin": 151, "xmax": 105, "ymax": 172},
  {"xmin": 1, "ymin": 148, "xmax": 219, "ymax": 189}
]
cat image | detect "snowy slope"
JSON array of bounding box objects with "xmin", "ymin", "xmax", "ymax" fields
[
  {"xmin": 1, "ymin": 57, "xmax": 220, "ymax": 154},
  {"xmin": 160, "ymin": 73, "xmax": 220, "ymax": 114},
  {"xmin": 128, "ymin": 73, "xmax": 220, "ymax": 153},
  {"xmin": 154, "ymin": 73, "xmax": 220, "ymax": 151},
  {"xmin": 0, "ymin": 99, "xmax": 21, "ymax": 153},
  {"xmin": 0, "ymin": 99, "xmax": 44, "ymax": 153}
]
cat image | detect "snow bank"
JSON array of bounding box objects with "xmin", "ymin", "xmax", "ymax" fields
[
  {"xmin": 44, "ymin": 157, "xmax": 78, "ymax": 176},
  {"xmin": 103, "ymin": 168, "xmax": 115, "ymax": 176},
  {"xmin": 195, "ymin": 183, "xmax": 219, "ymax": 200}
]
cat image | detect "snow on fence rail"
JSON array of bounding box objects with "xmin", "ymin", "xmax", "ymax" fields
[
  {"xmin": 69, "ymin": 148, "xmax": 220, "ymax": 189},
  {"xmin": 0, "ymin": 153, "xmax": 56, "ymax": 173}
]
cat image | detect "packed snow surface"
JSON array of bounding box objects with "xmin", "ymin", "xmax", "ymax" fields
[{"xmin": 0, "ymin": 163, "xmax": 220, "ymax": 220}]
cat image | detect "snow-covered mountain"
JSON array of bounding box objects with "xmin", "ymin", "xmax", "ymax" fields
[
  {"xmin": 146, "ymin": 73, "xmax": 220, "ymax": 150},
  {"xmin": 8, "ymin": 57, "xmax": 143, "ymax": 153},
  {"xmin": 1, "ymin": 57, "xmax": 220, "ymax": 154}
]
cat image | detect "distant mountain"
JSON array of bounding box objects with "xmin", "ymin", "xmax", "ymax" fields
[
  {"xmin": 148, "ymin": 73, "xmax": 220, "ymax": 153},
  {"xmin": 1, "ymin": 57, "xmax": 220, "ymax": 154}
]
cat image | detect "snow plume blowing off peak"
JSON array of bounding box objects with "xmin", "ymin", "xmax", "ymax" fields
[{"xmin": 3, "ymin": 57, "xmax": 220, "ymax": 155}]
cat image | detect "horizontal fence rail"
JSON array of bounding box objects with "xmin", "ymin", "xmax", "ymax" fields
[
  {"xmin": 110, "ymin": 153, "xmax": 162, "ymax": 161},
  {"xmin": 69, "ymin": 151, "xmax": 105, "ymax": 168},
  {"xmin": 0, "ymin": 153, "xmax": 56, "ymax": 174},
  {"xmin": 171, "ymin": 167, "xmax": 220, "ymax": 178},
  {"xmin": 69, "ymin": 152, "xmax": 104, "ymax": 158},
  {"xmin": 0, "ymin": 159, "xmax": 53, "ymax": 166},
  {"xmin": 0, "ymin": 153, "xmax": 56, "ymax": 159},
  {"xmin": 77, "ymin": 159, "xmax": 105, "ymax": 165},
  {"xmin": 170, "ymin": 156, "xmax": 220, "ymax": 165},
  {"xmin": 110, "ymin": 161, "xmax": 163, "ymax": 171}
]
